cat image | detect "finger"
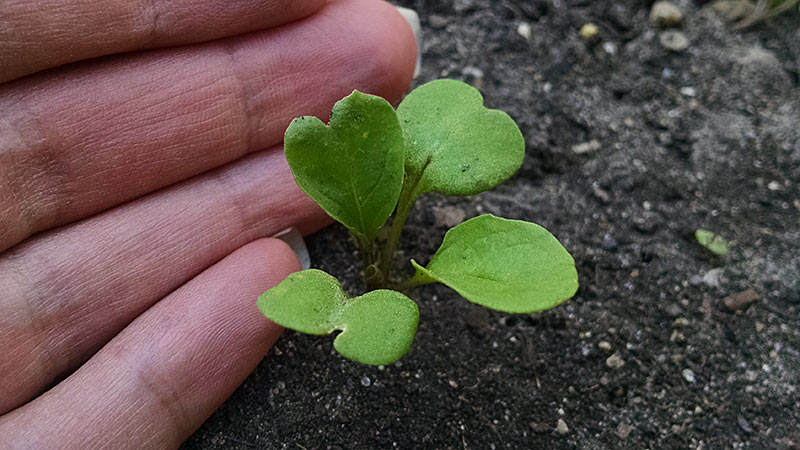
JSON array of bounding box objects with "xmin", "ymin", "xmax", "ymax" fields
[
  {"xmin": 0, "ymin": 0, "xmax": 417, "ymax": 252},
  {"xmin": 0, "ymin": 238, "xmax": 298, "ymax": 449},
  {"xmin": 0, "ymin": 0, "xmax": 327, "ymax": 83},
  {"xmin": 0, "ymin": 147, "xmax": 328, "ymax": 414}
]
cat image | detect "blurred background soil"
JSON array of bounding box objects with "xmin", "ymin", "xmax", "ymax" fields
[{"xmin": 183, "ymin": 1, "xmax": 799, "ymax": 448}]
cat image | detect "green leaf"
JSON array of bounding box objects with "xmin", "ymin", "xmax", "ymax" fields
[
  {"xmin": 334, "ymin": 290, "xmax": 419, "ymax": 366},
  {"xmin": 410, "ymin": 215, "xmax": 578, "ymax": 313},
  {"xmin": 258, "ymin": 269, "xmax": 419, "ymax": 365},
  {"xmin": 284, "ymin": 91, "xmax": 405, "ymax": 242},
  {"xmin": 257, "ymin": 269, "xmax": 346, "ymax": 335},
  {"xmin": 396, "ymin": 79, "xmax": 525, "ymax": 196},
  {"xmin": 695, "ymin": 229, "xmax": 728, "ymax": 255}
]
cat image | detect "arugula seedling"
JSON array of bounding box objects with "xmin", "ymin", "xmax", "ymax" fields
[
  {"xmin": 695, "ymin": 229, "xmax": 729, "ymax": 255},
  {"xmin": 258, "ymin": 79, "xmax": 579, "ymax": 365}
]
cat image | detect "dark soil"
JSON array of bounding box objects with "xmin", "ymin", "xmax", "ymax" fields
[{"xmin": 183, "ymin": 1, "xmax": 800, "ymax": 448}]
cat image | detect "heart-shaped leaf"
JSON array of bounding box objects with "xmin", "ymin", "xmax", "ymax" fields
[
  {"xmin": 410, "ymin": 215, "xmax": 578, "ymax": 313},
  {"xmin": 258, "ymin": 269, "xmax": 419, "ymax": 365},
  {"xmin": 284, "ymin": 91, "xmax": 405, "ymax": 242},
  {"xmin": 396, "ymin": 79, "xmax": 525, "ymax": 196}
]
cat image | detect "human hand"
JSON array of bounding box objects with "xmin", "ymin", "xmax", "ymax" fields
[{"xmin": 0, "ymin": 0, "xmax": 416, "ymax": 447}]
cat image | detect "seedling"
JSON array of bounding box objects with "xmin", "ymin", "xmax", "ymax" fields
[
  {"xmin": 732, "ymin": 0, "xmax": 799, "ymax": 29},
  {"xmin": 695, "ymin": 229, "xmax": 729, "ymax": 255},
  {"xmin": 258, "ymin": 80, "xmax": 579, "ymax": 365}
]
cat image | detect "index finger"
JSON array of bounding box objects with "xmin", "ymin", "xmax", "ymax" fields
[{"xmin": 0, "ymin": 0, "xmax": 326, "ymax": 83}]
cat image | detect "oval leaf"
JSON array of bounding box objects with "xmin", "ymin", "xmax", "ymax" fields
[
  {"xmin": 396, "ymin": 79, "xmax": 524, "ymax": 196},
  {"xmin": 334, "ymin": 290, "xmax": 419, "ymax": 366},
  {"xmin": 258, "ymin": 270, "xmax": 419, "ymax": 365},
  {"xmin": 284, "ymin": 90, "xmax": 404, "ymax": 242},
  {"xmin": 257, "ymin": 269, "xmax": 346, "ymax": 335},
  {"xmin": 411, "ymin": 215, "xmax": 578, "ymax": 313}
]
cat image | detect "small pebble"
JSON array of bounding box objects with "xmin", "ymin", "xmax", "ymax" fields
[
  {"xmin": 737, "ymin": 415, "xmax": 753, "ymax": 434},
  {"xmin": 682, "ymin": 368, "xmax": 696, "ymax": 383},
  {"xmin": 650, "ymin": 1, "xmax": 684, "ymax": 27},
  {"xmin": 680, "ymin": 86, "xmax": 697, "ymax": 97},
  {"xmin": 580, "ymin": 23, "xmax": 599, "ymax": 39},
  {"xmin": 601, "ymin": 233, "xmax": 618, "ymax": 251},
  {"xmin": 593, "ymin": 186, "xmax": 611, "ymax": 204},
  {"xmin": 767, "ymin": 180, "xmax": 782, "ymax": 191},
  {"xmin": 665, "ymin": 303, "xmax": 683, "ymax": 317},
  {"xmin": 462, "ymin": 65, "xmax": 484, "ymax": 79},
  {"xmin": 670, "ymin": 330, "xmax": 686, "ymax": 343},
  {"xmin": 598, "ymin": 341, "xmax": 612, "ymax": 351},
  {"xmin": 448, "ymin": 379, "xmax": 459, "ymax": 388},
  {"xmin": 517, "ymin": 22, "xmax": 532, "ymax": 40},
  {"xmin": 556, "ymin": 418, "xmax": 569, "ymax": 434},
  {"xmin": 462, "ymin": 66, "xmax": 484, "ymax": 90},
  {"xmin": 672, "ymin": 317, "xmax": 690, "ymax": 327},
  {"xmin": 530, "ymin": 422, "xmax": 550, "ymax": 433},
  {"xmin": 723, "ymin": 289, "xmax": 759, "ymax": 312},
  {"xmin": 703, "ymin": 268, "xmax": 725, "ymax": 289},
  {"xmin": 616, "ymin": 422, "xmax": 633, "ymax": 439},
  {"xmin": 361, "ymin": 376, "xmax": 371, "ymax": 387},
  {"xmin": 606, "ymin": 353, "xmax": 625, "ymax": 368},
  {"xmin": 571, "ymin": 139, "xmax": 601, "ymax": 154},
  {"xmin": 428, "ymin": 14, "xmax": 449, "ymax": 28},
  {"xmin": 659, "ymin": 31, "xmax": 689, "ymax": 52},
  {"xmin": 433, "ymin": 206, "xmax": 467, "ymax": 228}
]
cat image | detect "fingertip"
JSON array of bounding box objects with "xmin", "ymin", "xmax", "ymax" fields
[
  {"xmin": 218, "ymin": 237, "xmax": 303, "ymax": 337},
  {"xmin": 313, "ymin": 0, "xmax": 418, "ymax": 104},
  {"xmin": 364, "ymin": 0, "xmax": 419, "ymax": 101},
  {"xmin": 236, "ymin": 237, "xmax": 303, "ymax": 283}
]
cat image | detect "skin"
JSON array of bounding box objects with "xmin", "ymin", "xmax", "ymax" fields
[{"xmin": 0, "ymin": 0, "xmax": 417, "ymax": 447}]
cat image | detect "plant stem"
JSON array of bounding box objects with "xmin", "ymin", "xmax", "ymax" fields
[
  {"xmin": 378, "ymin": 183, "xmax": 417, "ymax": 285},
  {"xmin": 378, "ymin": 157, "xmax": 431, "ymax": 285},
  {"xmin": 394, "ymin": 270, "xmax": 436, "ymax": 292},
  {"xmin": 353, "ymin": 233, "xmax": 379, "ymax": 290}
]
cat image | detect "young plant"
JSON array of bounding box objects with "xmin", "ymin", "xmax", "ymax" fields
[
  {"xmin": 695, "ymin": 229, "xmax": 729, "ymax": 255},
  {"xmin": 733, "ymin": 0, "xmax": 799, "ymax": 29},
  {"xmin": 258, "ymin": 79, "xmax": 579, "ymax": 365}
]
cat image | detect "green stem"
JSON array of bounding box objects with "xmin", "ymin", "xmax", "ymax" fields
[
  {"xmin": 377, "ymin": 157, "xmax": 432, "ymax": 287},
  {"xmin": 378, "ymin": 183, "xmax": 417, "ymax": 285},
  {"xmin": 353, "ymin": 233, "xmax": 380, "ymax": 290},
  {"xmin": 379, "ymin": 158, "xmax": 433, "ymax": 284},
  {"xmin": 394, "ymin": 270, "xmax": 436, "ymax": 292}
]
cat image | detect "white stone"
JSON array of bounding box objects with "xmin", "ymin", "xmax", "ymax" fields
[
  {"xmin": 606, "ymin": 353, "xmax": 625, "ymax": 368},
  {"xmin": 556, "ymin": 418, "xmax": 569, "ymax": 434},
  {"xmin": 572, "ymin": 140, "xmax": 602, "ymax": 154},
  {"xmin": 517, "ymin": 22, "xmax": 532, "ymax": 40},
  {"xmin": 659, "ymin": 31, "xmax": 690, "ymax": 52},
  {"xmin": 650, "ymin": 1, "xmax": 684, "ymax": 27}
]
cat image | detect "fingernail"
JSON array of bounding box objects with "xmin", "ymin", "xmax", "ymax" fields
[
  {"xmin": 395, "ymin": 6, "xmax": 422, "ymax": 78},
  {"xmin": 272, "ymin": 227, "xmax": 310, "ymax": 270}
]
